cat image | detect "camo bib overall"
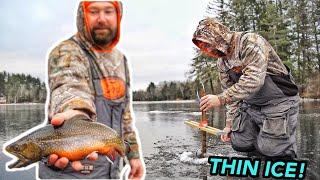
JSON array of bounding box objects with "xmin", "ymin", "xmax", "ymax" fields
[
  {"xmin": 228, "ymin": 62, "xmax": 300, "ymax": 158},
  {"xmin": 39, "ymin": 38, "xmax": 128, "ymax": 179}
]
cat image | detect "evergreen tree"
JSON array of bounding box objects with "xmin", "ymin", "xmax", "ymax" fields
[
  {"xmin": 146, "ymin": 82, "xmax": 156, "ymax": 100},
  {"xmin": 0, "ymin": 72, "xmax": 5, "ymax": 95},
  {"xmin": 259, "ymin": 1, "xmax": 291, "ymax": 63}
]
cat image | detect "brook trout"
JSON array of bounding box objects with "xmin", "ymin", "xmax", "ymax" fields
[{"xmin": 5, "ymin": 117, "xmax": 125, "ymax": 169}]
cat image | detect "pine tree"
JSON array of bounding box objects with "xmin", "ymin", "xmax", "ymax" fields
[
  {"xmin": 146, "ymin": 82, "xmax": 156, "ymax": 101},
  {"xmin": 189, "ymin": 48, "xmax": 221, "ymax": 95},
  {"xmin": 259, "ymin": 1, "xmax": 291, "ymax": 64},
  {"xmin": 0, "ymin": 72, "xmax": 5, "ymax": 96}
]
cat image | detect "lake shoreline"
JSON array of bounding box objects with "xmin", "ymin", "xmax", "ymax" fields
[
  {"xmin": 133, "ymin": 100, "xmax": 196, "ymax": 104},
  {"xmin": 133, "ymin": 98, "xmax": 320, "ymax": 104},
  {"xmin": 1, "ymin": 97, "xmax": 319, "ymax": 106},
  {"xmin": 0, "ymin": 103, "xmax": 44, "ymax": 106}
]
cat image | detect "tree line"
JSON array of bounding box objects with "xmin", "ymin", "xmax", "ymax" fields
[
  {"xmin": 133, "ymin": 81, "xmax": 199, "ymax": 101},
  {"xmin": 205, "ymin": 0, "xmax": 319, "ymax": 97},
  {"xmin": 133, "ymin": 0, "xmax": 319, "ymax": 101},
  {"xmin": 0, "ymin": 71, "xmax": 46, "ymax": 103}
]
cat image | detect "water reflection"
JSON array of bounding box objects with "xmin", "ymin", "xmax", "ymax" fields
[
  {"xmin": 0, "ymin": 105, "xmax": 44, "ymax": 144},
  {"xmin": 297, "ymin": 101, "xmax": 320, "ymax": 179},
  {"xmin": 0, "ymin": 104, "xmax": 45, "ymax": 180}
]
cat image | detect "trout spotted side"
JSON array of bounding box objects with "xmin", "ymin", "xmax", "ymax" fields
[{"xmin": 5, "ymin": 118, "xmax": 125, "ymax": 169}]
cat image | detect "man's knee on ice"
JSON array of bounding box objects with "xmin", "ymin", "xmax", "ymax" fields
[{"xmin": 230, "ymin": 134, "xmax": 256, "ymax": 152}]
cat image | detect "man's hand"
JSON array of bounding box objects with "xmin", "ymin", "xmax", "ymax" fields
[
  {"xmin": 221, "ymin": 126, "xmax": 231, "ymax": 142},
  {"xmin": 48, "ymin": 110, "xmax": 98, "ymax": 171},
  {"xmin": 200, "ymin": 94, "xmax": 221, "ymax": 112},
  {"xmin": 129, "ymin": 158, "xmax": 144, "ymax": 180}
]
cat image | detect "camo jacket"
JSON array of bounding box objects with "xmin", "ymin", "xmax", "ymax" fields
[
  {"xmin": 47, "ymin": 1, "xmax": 140, "ymax": 159},
  {"xmin": 193, "ymin": 18, "xmax": 289, "ymax": 124}
]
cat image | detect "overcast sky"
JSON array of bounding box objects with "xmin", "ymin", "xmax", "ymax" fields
[{"xmin": 0, "ymin": 0, "xmax": 210, "ymax": 90}]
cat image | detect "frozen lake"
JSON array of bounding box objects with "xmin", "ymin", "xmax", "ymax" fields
[{"xmin": 0, "ymin": 100, "xmax": 319, "ymax": 179}]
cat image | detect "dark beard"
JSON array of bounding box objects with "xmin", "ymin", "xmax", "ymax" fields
[{"xmin": 91, "ymin": 27, "xmax": 117, "ymax": 46}]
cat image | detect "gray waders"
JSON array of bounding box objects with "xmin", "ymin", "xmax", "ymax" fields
[
  {"xmin": 227, "ymin": 65, "xmax": 299, "ymax": 158},
  {"xmin": 39, "ymin": 37, "xmax": 128, "ymax": 179}
]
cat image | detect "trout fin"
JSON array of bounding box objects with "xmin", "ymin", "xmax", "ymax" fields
[
  {"xmin": 105, "ymin": 149, "xmax": 116, "ymax": 162},
  {"xmin": 105, "ymin": 156, "xmax": 114, "ymax": 165}
]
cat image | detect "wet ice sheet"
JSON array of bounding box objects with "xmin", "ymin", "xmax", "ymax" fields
[
  {"xmin": 1, "ymin": 101, "xmax": 319, "ymax": 179},
  {"xmin": 148, "ymin": 110, "xmax": 185, "ymax": 114},
  {"xmin": 136, "ymin": 101, "xmax": 320, "ymax": 179},
  {"xmin": 148, "ymin": 110, "xmax": 202, "ymax": 116},
  {"xmin": 143, "ymin": 134, "xmax": 244, "ymax": 179}
]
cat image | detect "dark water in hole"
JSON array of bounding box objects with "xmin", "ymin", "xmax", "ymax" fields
[{"xmin": 0, "ymin": 101, "xmax": 319, "ymax": 179}]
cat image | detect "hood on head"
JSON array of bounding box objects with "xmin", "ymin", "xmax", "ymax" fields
[
  {"xmin": 76, "ymin": 1, "xmax": 123, "ymax": 52},
  {"xmin": 192, "ymin": 18, "xmax": 232, "ymax": 55}
]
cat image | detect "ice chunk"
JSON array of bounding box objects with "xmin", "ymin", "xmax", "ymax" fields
[{"xmin": 179, "ymin": 151, "xmax": 208, "ymax": 165}]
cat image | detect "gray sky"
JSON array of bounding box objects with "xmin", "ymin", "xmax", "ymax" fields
[{"xmin": 0, "ymin": 0, "xmax": 209, "ymax": 90}]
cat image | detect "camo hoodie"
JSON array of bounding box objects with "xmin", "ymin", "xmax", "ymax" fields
[
  {"xmin": 47, "ymin": 1, "xmax": 140, "ymax": 159},
  {"xmin": 193, "ymin": 18, "xmax": 289, "ymax": 124}
]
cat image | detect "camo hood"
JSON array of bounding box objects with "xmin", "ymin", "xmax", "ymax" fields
[
  {"xmin": 76, "ymin": 1, "xmax": 123, "ymax": 52},
  {"xmin": 192, "ymin": 18, "xmax": 233, "ymax": 56}
]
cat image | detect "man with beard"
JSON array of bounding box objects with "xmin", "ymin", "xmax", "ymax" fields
[
  {"xmin": 192, "ymin": 18, "xmax": 299, "ymax": 159},
  {"xmin": 38, "ymin": 1, "xmax": 144, "ymax": 179}
]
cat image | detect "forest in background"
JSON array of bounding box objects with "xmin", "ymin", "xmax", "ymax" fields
[
  {"xmin": 1, "ymin": 0, "xmax": 319, "ymax": 103},
  {"xmin": 0, "ymin": 71, "xmax": 46, "ymax": 103},
  {"xmin": 134, "ymin": 0, "xmax": 320, "ymax": 101}
]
